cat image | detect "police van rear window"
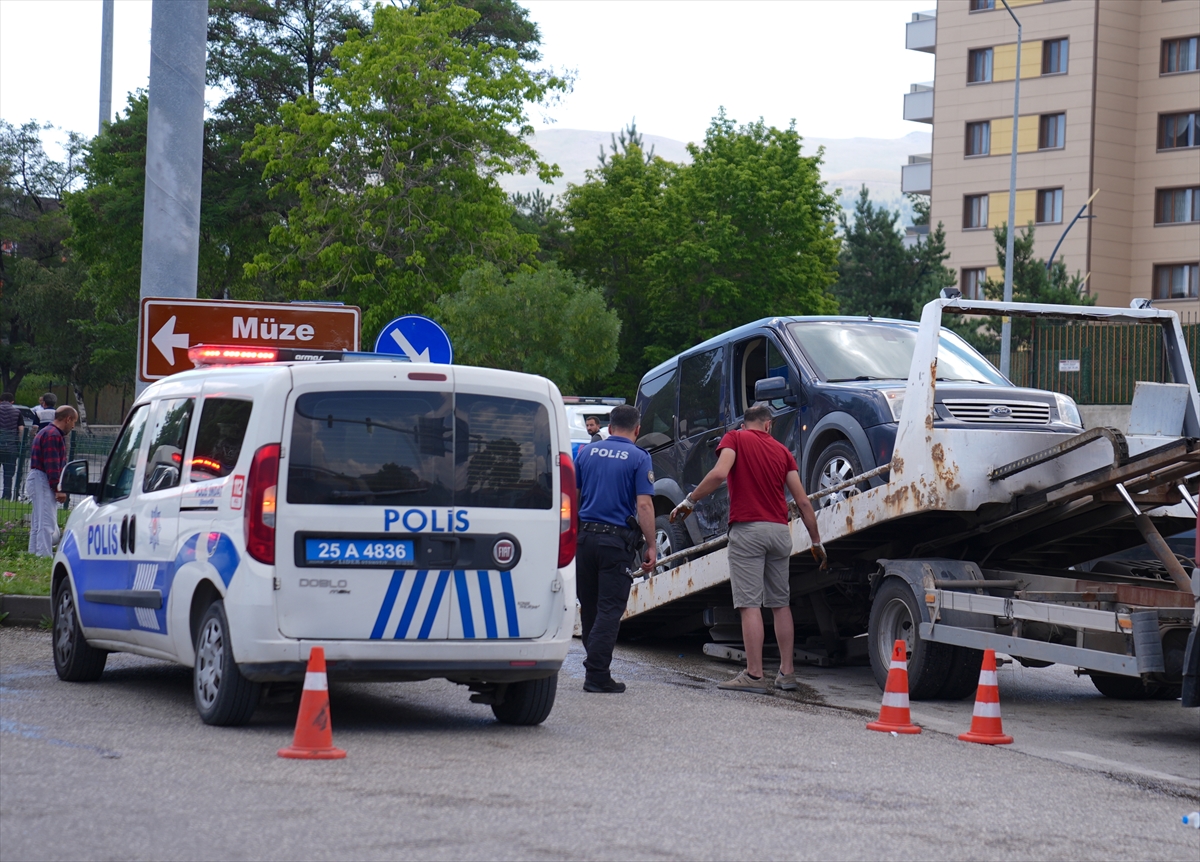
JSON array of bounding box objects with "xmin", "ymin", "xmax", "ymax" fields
[{"xmin": 288, "ymin": 391, "xmax": 552, "ymax": 510}]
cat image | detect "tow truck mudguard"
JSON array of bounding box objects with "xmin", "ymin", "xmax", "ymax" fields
[
  {"xmin": 1183, "ymin": 624, "xmax": 1199, "ymax": 708},
  {"xmin": 872, "ymin": 559, "xmax": 995, "ymax": 631}
]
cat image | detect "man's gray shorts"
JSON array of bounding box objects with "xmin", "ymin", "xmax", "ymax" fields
[{"xmin": 727, "ymin": 521, "xmax": 793, "ymax": 608}]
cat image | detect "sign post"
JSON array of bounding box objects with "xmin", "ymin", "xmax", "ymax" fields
[
  {"xmin": 139, "ymin": 299, "xmax": 360, "ymax": 382},
  {"xmin": 373, "ymin": 315, "xmax": 453, "ymax": 364}
]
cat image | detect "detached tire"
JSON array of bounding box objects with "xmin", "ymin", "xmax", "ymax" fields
[
  {"xmin": 810, "ymin": 441, "xmax": 868, "ymax": 509},
  {"xmin": 869, "ymin": 578, "xmax": 954, "ymax": 700},
  {"xmin": 52, "ymin": 578, "xmax": 108, "ymax": 682},
  {"xmin": 193, "ymin": 600, "xmax": 261, "ymax": 726},
  {"xmin": 654, "ymin": 514, "xmax": 691, "ymax": 571},
  {"xmin": 492, "ymin": 675, "xmax": 557, "ymax": 726}
]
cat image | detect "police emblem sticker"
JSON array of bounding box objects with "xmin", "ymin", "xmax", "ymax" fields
[{"xmin": 648, "ymin": 470, "xmax": 654, "ymax": 482}]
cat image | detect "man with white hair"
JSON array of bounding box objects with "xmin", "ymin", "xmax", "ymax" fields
[{"xmin": 28, "ymin": 405, "xmax": 77, "ymax": 557}]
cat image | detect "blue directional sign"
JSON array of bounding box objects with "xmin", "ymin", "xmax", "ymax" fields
[{"xmin": 374, "ymin": 315, "xmax": 453, "ymax": 364}]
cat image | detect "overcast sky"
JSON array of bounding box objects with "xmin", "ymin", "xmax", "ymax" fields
[{"xmin": 0, "ymin": 0, "xmax": 934, "ymax": 154}]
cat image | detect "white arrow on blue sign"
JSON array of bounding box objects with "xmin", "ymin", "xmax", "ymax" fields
[{"xmin": 373, "ymin": 315, "xmax": 453, "ymax": 364}]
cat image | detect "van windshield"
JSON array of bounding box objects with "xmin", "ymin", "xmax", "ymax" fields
[
  {"xmin": 287, "ymin": 391, "xmax": 552, "ymax": 510},
  {"xmin": 786, "ymin": 321, "xmax": 1008, "ymax": 386}
]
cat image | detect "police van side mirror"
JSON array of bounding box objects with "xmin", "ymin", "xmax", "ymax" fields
[
  {"xmin": 754, "ymin": 376, "xmax": 796, "ymax": 406},
  {"xmin": 59, "ymin": 459, "xmax": 95, "ymax": 497}
]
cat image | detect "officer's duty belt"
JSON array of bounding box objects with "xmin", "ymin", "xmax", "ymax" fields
[{"xmin": 580, "ymin": 521, "xmax": 629, "ymax": 536}]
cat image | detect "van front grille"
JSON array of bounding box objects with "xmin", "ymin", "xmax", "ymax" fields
[{"xmin": 942, "ymin": 399, "xmax": 1051, "ymax": 424}]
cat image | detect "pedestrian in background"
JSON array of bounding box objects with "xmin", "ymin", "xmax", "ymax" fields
[
  {"xmin": 671, "ymin": 403, "xmax": 826, "ymax": 693},
  {"xmin": 0, "ymin": 392, "xmax": 21, "ymax": 501},
  {"xmin": 585, "ymin": 415, "xmax": 605, "ymax": 442},
  {"xmin": 33, "ymin": 393, "xmax": 57, "ymax": 430},
  {"xmin": 28, "ymin": 405, "xmax": 77, "ymax": 557},
  {"xmin": 574, "ymin": 404, "xmax": 656, "ymax": 693}
]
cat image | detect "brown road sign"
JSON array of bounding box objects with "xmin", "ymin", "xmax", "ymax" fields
[{"xmin": 139, "ymin": 298, "xmax": 361, "ymax": 381}]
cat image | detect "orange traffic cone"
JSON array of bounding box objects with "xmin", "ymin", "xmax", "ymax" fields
[
  {"xmin": 278, "ymin": 646, "xmax": 346, "ymax": 759},
  {"xmin": 958, "ymin": 649, "xmax": 1013, "ymax": 745},
  {"xmin": 867, "ymin": 640, "xmax": 921, "ymax": 734}
]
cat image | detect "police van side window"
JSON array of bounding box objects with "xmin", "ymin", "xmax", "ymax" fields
[
  {"xmin": 636, "ymin": 367, "xmax": 677, "ymax": 450},
  {"xmin": 678, "ymin": 346, "xmax": 724, "ymax": 437},
  {"xmin": 190, "ymin": 398, "xmax": 253, "ymax": 482},
  {"xmin": 455, "ymin": 394, "xmax": 552, "ymax": 510},
  {"xmin": 100, "ymin": 404, "xmax": 150, "ymax": 503},
  {"xmin": 288, "ymin": 391, "xmax": 453, "ymax": 506},
  {"xmin": 144, "ymin": 398, "xmax": 194, "ymax": 493}
]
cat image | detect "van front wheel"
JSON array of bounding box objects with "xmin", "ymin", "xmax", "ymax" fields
[{"xmin": 492, "ymin": 675, "xmax": 557, "ymax": 725}]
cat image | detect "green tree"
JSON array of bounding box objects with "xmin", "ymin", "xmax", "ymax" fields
[
  {"xmin": 435, "ymin": 264, "xmax": 619, "ymax": 391},
  {"xmin": 245, "ymin": 0, "xmax": 566, "ymax": 338},
  {"xmin": 643, "ymin": 112, "xmax": 840, "ymax": 365},
  {"xmin": 561, "ymin": 124, "xmax": 674, "ymax": 393},
  {"xmin": 835, "ymin": 186, "xmax": 956, "ymax": 321},
  {"xmin": 510, "ymin": 190, "xmax": 569, "ymax": 264}
]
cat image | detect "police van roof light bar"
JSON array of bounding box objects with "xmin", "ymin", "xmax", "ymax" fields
[{"xmin": 188, "ymin": 344, "xmax": 412, "ymax": 367}]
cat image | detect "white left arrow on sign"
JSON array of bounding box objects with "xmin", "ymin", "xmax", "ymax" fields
[{"xmin": 152, "ymin": 315, "xmax": 191, "ymax": 366}]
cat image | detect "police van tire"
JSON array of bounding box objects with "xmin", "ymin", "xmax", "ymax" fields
[
  {"xmin": 868, "ymin": 578, "xmax": 954, "ymax": 700},
  {"xmin": 491, "ymin": 674, "xmax": 557, "ymax": 726},
  {"xmin": 52, "ymin": 579, "xmax": 108, "ymax": 682},
  {"xmin": 193, "ymin": 601, "xmax": 261, "ymax": 726}
]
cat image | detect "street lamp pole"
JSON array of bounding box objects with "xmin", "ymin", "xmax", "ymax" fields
[{"xmin": 999, "ymin": 0, "xmax": 1021, "ymax": 378}]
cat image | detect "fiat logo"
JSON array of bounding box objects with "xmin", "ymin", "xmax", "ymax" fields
[{"xmin": 493, "ymin": 539, "xmax": 516, "ymax": 566}]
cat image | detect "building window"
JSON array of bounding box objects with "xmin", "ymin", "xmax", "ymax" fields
[
  {"xmin": 1036, "ymin": 189, "xmax": 1063, "ymax": 224},
  {"xmin": 1153, "ymin": 264, "xmax": 1200, "ymax": 300},
  {"xmin": 1159, "ymin": 112, "xmax": 1199, "ymax": 149},
  {"xmin": 1162, "ymin": 36, "xmax": 1199, "ymax": 73},
  {"xmin": 1042, "ymin": 38, "xmax": 1069, "ymax": 75},
  {"xmin": 968, "ymin": 48, "xmax": 994, "ymax": 83},
  {"xmin": 964, "ymin": 195, "xmax": 989, "ymax": 229},
  {"xmin": 966, "ymin": 121, "xmax": 991, "ymax": 156},
  {"xmin": 969, "ymin": 0, "xmax": 995, "ymax": 10},
  {"xmin": 962, "ymin": 268, "xmax": 987, "ymax": 300},
  {"xmin": 1156, "ymin": 187, "xmax": 1200, "ymax": 224},
  {"xmin": 1038, "ymin": 113, "xmax": 1066, "ymax": 149}
]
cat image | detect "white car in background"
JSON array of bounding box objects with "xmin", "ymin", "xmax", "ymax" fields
[{"xmin": 563, "ymin": 396, "xmax": 625, "ymax": 457}]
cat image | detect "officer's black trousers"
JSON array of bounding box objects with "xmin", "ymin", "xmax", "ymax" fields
[{"xmin": 576, "ymin": 530, "xmax": 634, "ymax": 679}]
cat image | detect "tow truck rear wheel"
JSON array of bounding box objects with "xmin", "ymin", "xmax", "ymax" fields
[
  {"xmin": 1089, "ymin": 673, "xmax": 1154, "ymax": 700},
  {"xmin": 193, "ymin": 601, "xmax": 261, "ymax": 726},
  {"xmin": 492, "ymin": 674, "xmax": 557, "ymax": 726},
  {"xmin": 869, "ymin": 578, "xmax": 955, "ymax": 700}
]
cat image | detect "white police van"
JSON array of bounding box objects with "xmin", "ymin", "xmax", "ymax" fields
[{"xmin": 52, "ymin": 346, "xmax": 578, "ymax": 726}]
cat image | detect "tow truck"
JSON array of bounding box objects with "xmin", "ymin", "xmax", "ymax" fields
[{"xmin": 621, "ymin": 297, "xmax": 1200, "ymax": 703}]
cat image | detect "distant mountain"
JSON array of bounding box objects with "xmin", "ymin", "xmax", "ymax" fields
[{"xmin": 498, "ymin": 128, "xmax": 932, "ymax": 222}]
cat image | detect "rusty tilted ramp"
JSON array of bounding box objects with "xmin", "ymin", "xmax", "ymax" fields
[{"xmin": 620, "ymin": 298, "xmax": 1200, "ymax": 636}]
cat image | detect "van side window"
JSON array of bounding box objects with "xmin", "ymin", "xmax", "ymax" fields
[
  {"xmin": 144, "ymin": 398, "xmax": 194, "ymax": 493},
  {"xmin": 679, "ymin": 346, "xmax": 724, "ymax": 436},
  {"xmin": 100, "ymin": 404, "xmax": 150, "ymax": 503},
  {"xmin": 456, "ymin": 393, "xmax": 552, "ymax": 510},
  {"xmin": 733, "ymin": 337, "xmax": 795, "ymax": 416},
  {"xmin": 636, "ymin": 367, "xmax": 677, "ymax": 450},
  {"xmin": 191, "ymin": 398, "xmax": 253, "ymax": 482}
]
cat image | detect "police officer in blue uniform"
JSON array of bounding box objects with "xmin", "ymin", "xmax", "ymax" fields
[{"xmin": 575, "ymin": 404, "xmax": 657, "ymax": 692}]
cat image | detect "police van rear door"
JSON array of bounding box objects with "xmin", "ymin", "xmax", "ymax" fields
[{"xmin": 274, "ymin": 365, "xmax": 560, "ymax": 642}]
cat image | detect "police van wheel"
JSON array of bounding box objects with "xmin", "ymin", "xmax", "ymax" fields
[
  {"xmin": 193, "ymin": 601, "xmax": 261, "ymax": 726},
  {"xmin": 492, "ymin": 674, "xmax": 557, "ymax": 726},
  {"xmin": 52, "ymin": 579, "xmax": 108, "ymax": 682}
]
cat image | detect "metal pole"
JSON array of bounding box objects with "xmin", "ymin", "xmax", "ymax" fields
[
  {"xmin": 1046, "ymin": 188, "xmax": 1100, "ymax": 272},
  {"xmin": 999, "ymin": 0, "xmax": 1021, "ymax": 378},
  {"xmin": 99, "ymin": 0, "xmax": 114, "ymax": 132},
  {"xmin": 136, "ymin": 0, "xmax": 208, "ymax": 395}
]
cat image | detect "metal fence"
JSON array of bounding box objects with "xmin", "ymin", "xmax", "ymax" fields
[
  {"xmin": 0, "ymin": 428, "xmax": 119, "ymax": 554},
  {"xmin": 983, "ymin": 320, "xmax": 1200, "ymax": 405}
]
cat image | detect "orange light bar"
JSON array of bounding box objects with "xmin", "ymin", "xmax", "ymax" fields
[{"xmin": 189, "ymin": 345, "xmax": 278, "ymax": 366}]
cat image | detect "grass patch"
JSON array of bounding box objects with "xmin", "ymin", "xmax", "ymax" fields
[{"xmin": 1, "ymin": 552, "xmax": 54, "ymax": 596}]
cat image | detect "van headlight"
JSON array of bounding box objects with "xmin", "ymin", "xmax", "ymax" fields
[
  {"xmin": 1054, "ymin": 393, "xmax": 1082, "ymax": 427},
  {"xmin": 884, "ymin": 390, "xmax": 906, "ymax": 423}
]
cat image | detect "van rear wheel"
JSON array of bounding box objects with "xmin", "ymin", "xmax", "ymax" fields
[
  {"xmin": 194, "ymin": 600, "xmax": 261, "ymax": 726},
  {"xmin": 492, "ymin": 675, "xmax": 557, "ymax": 725}
]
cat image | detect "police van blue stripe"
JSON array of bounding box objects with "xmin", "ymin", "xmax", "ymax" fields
[
  {"xmin": 454, "ymin": 571, "xmax": 474, "ymax": 638},
  {"xmin": 417, "ymin": 571, "xmax": 450, "ymax": 639},
  {"xmin": 370, "ymin": 571, "xmax": 405, "ymax": 639},
  {"xmin": 393, "ymin": 569, "xmax": 428, "ymax": 639},
  {"xmin": 499, "ymin": 571, "xmax": 519, "ymax": 638},
  {"xmin": 477, "ymin": 570, "xmax": 498, "ymax": 638}
]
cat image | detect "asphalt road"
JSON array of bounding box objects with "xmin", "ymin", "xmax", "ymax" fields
[{"xmin": 2, "ymin": 627, "xmax": 1198, "ymax": 862}]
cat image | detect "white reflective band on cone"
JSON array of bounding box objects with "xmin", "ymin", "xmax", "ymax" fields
[
  {"xmin": 881, "ymin": 691, "xmax": 910, "ymax": 708},
  {"xmin": 979, "ymin": 671, "xmax": 998, "ymax": 686},
  {"xmin": 304, "ymin": 671, "xmax": 328, "ymax": 691},
  {"xmin": 973, "ymin": 701, "xmax": 1002, "ymax": 718},
  {"xmin": 889, "ymin": 661, "xmax": 907, "ymax": 671}
]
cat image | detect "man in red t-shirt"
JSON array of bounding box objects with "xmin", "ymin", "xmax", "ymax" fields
[{"xmin": 671, "ymin": 403, "xmax": 825, "ymax": 693}]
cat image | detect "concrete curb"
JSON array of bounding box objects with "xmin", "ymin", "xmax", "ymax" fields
[{"xmin": 0, "ymin": 594, "xmax": 52, "ymax": 626}]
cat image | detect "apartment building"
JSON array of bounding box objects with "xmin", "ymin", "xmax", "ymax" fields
[{"xmin": 903, "ymin": 0, "xmax": 1200, "ymax": 317}]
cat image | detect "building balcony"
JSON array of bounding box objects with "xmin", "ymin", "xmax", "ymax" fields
[
  {"xmin": 906, "ymin": 11, "xmax": 936, "ymax": 53},
  {"xmin": 903, "ymin": 83, "xmax": 934, "ymax": 124},
  {"xmin": 901, "ymin": 224, "xmax": 930, "ymax": 250},
  {"xmin": 901, "ymin": 155, "xmax": 932, "ymax": 195}
]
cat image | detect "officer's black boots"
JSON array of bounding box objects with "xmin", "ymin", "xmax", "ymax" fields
[{"xmin": 583, "ymin": 675, "xmax": 627, "ymax": 693}]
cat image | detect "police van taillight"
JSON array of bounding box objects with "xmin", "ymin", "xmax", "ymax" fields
[
  {"xmin": 245, "ymin": 444, "xmax": 280, "ymax": 564},
  {"xmin": 557, "ymin": 453, "xmax": 578, "ymax": 568}
]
